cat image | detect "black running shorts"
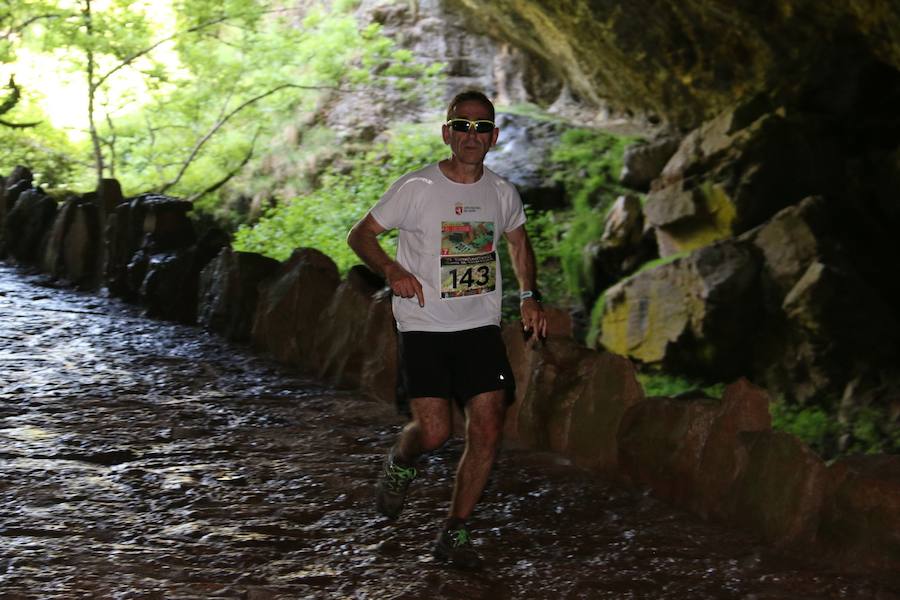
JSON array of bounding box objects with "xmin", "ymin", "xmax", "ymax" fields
[{"xmin": 396, "ymin": 325, "xmax": 516, "ymax": 416}]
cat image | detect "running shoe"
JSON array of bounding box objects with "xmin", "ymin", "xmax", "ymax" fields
[
  {"xmin": 375, "ymin": 451, "xmax": 417, "ymax": 519},
  {"xmin": 433, "ymin": 523, "xmax": 482, "ymax": 569}
]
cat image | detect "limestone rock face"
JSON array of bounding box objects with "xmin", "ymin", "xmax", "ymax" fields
[
  {"xmin": 598, "ymin": 239, "xmax": 761, "ymax": 377},
  {"xmin": 645, "ymin": 108, "xmax": 841, "ymax": 257},
  {"xmin": 447, "ymin": 0, "xmax": 900, "ymax": 129}
]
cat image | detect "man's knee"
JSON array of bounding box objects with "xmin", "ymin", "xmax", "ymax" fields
[
  {"xmin": 417, "ymin": 418, "xmax": 451, "ymax": 451},
  {"xmin": 465, "ymin": 392, "xmax": 506, "ymax": 449},
  {"xmin": 409, "ymin": 398, "xmax": 453, "ymax": 451}
]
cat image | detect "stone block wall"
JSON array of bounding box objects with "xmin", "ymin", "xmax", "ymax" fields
[{"xmin": 0, "ymin": 167, "xmax": 897, "ymax": 577}]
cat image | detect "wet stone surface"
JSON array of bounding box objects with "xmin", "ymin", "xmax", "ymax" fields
[{"xmin": 0, "ymin": 263, "xmax": 898, "ymax": 600}]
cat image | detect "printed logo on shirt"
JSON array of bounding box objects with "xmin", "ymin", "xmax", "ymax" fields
[{"xmin": 453, "ymin": 202, "xmax": 481, "ymax": 216}]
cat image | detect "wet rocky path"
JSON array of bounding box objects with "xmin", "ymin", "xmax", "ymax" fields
[{"xmin": 1, "ymin": 263, "xmax": 898, "ymax": 600}]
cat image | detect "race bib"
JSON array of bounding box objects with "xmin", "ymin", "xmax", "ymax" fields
[{"xmin": 440, "ymin": 221, "xmax": 496, "ymax": 298}]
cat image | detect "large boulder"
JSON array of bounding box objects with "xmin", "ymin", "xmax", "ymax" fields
[
  {"xmin": 820, "ymin": 454, "xmax": 900, "ymax": 573},
  {"xmin": 3, "ymin": 188, "xmax": 57, "ymax": 265},
  {"xmin": 313, "ymin": 265, "xmax": 385, "ymax": 388},
  {"xmin": 138, "ymin": 228, "xmax": 229, "ymax": 324},
  {"xmin": 107, "ymin": 193, "xmax": 196, "ymax": 300},
  {"xmin": 741, "ymin": 196, "xmax": 900, "ymax": 405},
  {"xmin": 41, "ymin": 196, "xmax": 103, "ymax": 289},
  {"xmin": 514, "ymin": 338, "xmax": 644, "ymax": 471},
  {"xmin": 359, "ymin": 291, "xmax": 398, "ymax": 406},
  {"xmin": 724, "ymin": 430, "xmax": 828, "ymax": 546},
  {"xmin": 597, "ymin": 238, "xmax": 761, "ymax": 378},
  {"xmin": 0, "ymin": 165, "xmax": 33, "ymax": 237},
  {"xmin": 251, "ymin": 248, "xmax": 341, "ymax": 371},
  {"xmin": 197, "ymin": 247, "xmax": 281, "ymax": 342},
  {"xmin": 619, "ymin": 136, "xmax": 680, "ymax": 191},
  {"xmin": 645, "ymin": 107, "xmax": 842, "ymax": 257}
]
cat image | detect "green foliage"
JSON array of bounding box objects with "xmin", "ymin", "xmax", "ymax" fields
[
  {"xmin": 770, "ymin": 398, "xmax": 900, "ymax": 458},
  {"xmin": 2, "ymin": 1, "xmax": 436, "ymax": 198},
  {"xmin": 770, "ymin": 400, "xmax": 840, "ymax": 457},
  {"xmin": 233, "ymin": 123, "xmax": 447, "ymax": 271},
  {"xmin": 0, "ymin": 97, "xmax": 81, "ymax": 188},
  {"xmin": 549, "ymin": 128, "xmax": 638, "ymax": 299},
  {"xmin": 637, "ymin": 370, "xmax": 726, "ymax": 399}
]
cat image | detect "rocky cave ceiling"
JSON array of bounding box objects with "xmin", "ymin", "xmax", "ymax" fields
[{"xmin": 447, "ymin": 0, "xmax": 900, "ymax": 129}]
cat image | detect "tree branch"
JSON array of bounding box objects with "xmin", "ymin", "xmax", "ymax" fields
[
  {"xmin": 185, "ymin": 128, "xmax": 262, "ymax": 202},
  {"xmin": 158, "ymin": 82, "xmax": 341, "ymax": 193},
  {"xmin": 92, "ymin": 6, "xmax": 295, "ymax": 93},
  {"xmin": 1, "ymin": 13, "xmax": 62, "ymax": 42},
  {"xmin": 93, "ymin": 14, "xmax": 230, "ymax": 91},
  {"xmin": 0, "ymin": 76, "xmax": 41, "ymax": 128}
]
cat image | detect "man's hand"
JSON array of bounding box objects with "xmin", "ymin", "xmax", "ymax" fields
[
  {"xmin": 520, "ymin": 297, "xmax": 546, "ymax": 342},
  {"xmin": 385, "ymin": 262, "xmax": 425, "ymax": 307}
]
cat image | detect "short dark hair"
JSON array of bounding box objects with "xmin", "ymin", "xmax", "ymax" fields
[{"xmin": 446, "ymin": 90, "xmax": 495, "ymax": 121}]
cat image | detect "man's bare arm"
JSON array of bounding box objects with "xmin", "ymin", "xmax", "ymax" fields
[
  {"xmin": 504, "ymin": 225, "xmax": 547, "ymax": 338},
  {"xmin": 347, "ymin": 214, "xmax": 424, "ymax": 307}
]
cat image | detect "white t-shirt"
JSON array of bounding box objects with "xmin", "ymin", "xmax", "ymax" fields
[{"xmin": 369, "ymin": 163, "xmax": 526, "ymax": 332}]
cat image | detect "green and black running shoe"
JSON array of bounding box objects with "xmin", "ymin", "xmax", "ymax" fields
[
  {"xmin": 375, "ymin": 451, "xmax": 417, "ymax": 520},
  {"xmin": 433, "ymin": 524, "xmax": 482, "ymax": 570}
]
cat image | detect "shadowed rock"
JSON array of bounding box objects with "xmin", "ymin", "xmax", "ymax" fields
[
  {"xmin": 619, "ymin": 136, "xmax": 680, "ymax": 191},
  {"xmin": 107, "ymin": 194, "xmax": 196, "ymax": 300},
  {"xmin": 598, "ymin": 238, "xmax": 761, "ymax": 378},
  {"xmin": 358, "ymin": 291, "xmax": 398, "ymax": 406},
  {"xmin": 0, "ymin": 165, "xmax": 33, "ymax": 238},
  {"xmin": 821, "ymin": 454, "xmax": 900, "ymax": 573},
  {"xmin": 251, "ymin": 248, "xmax": 341, "ymax": 370},
  {"xmin": 3, "ymin": 189, "xmax": 57, "ymax": 265},
  {"xmin": 140, "ymin": 228, "xmax": 229, "ymax": 324},
  {"xmin": 313, "ymin": 265, "xmax": 385, "ymax": 388},
  {"xmin": 198, "ymin": 247, "xmax": 281, "ymax": 342},
  {"xmin": 515, "ymin": 338, "xmax": 644, "ymax": 471},
  {"xmin": 42, "ymin": 196, "xmax": 103, "ymax": 289},
  {"xmin": 725, "ymin": 430, "xmax": 828, "ymax": 547}
]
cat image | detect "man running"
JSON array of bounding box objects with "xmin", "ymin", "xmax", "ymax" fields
[{"xmin": 347, "ymin": 90, "xmax": 546, "ymax": 569}]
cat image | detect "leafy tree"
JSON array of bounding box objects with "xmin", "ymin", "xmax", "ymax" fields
[{"xmin": 2, "ymin": 1, "xmax": 425, "ymax": 197}]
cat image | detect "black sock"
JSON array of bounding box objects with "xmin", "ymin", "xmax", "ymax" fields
[{"xmin": 445, "ymin": 517, "xmax": 467, "ymax": 531}]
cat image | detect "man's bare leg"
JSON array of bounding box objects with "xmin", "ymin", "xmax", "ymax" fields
[
  {"xmin": 394, "ymin": 397, "xmax": 453, "ymax": 462},
  {"xmin": 448, "ymin": 390, "xmax": 507, "ymax": 520},
  {"xmin": 433, "ymin": 389, "xmax": 506, "ymax": 568},
  {"xmin": 377, "ymin": 397, "xmax": 452, "ymax": 520}
]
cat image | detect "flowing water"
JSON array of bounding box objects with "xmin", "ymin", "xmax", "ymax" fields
[{"xmin": 0, "ymin": 264, "xmax": 897, "ymax": 599}]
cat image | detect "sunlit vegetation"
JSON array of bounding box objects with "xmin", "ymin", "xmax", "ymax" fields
[
  {"xmin": 233, "ymin": 124, "xmax": 447, "ymax": 271},
  {"xmin": 1, "ymin": 1, "xmax": 431, "ymax": 198}
]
